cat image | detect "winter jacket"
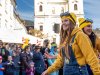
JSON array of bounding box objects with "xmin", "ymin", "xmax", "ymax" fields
[
  {"xmin": 33, "ymin": 51, "xmax": 46, "ymax": 74},
  {"xmin": 48, "ymin": 47, "xmax": 58, "ymax": 66},
  {"xmin": 46, "ymin": 28, "xmax": 100, "ymax": 75},
  {"xmin": 20, "ymin": 52, "xmax": 32, "ymax": 70}
]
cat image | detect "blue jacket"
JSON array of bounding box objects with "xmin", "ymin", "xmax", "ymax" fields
[
  {"xmin": 48, "ymin": 47, "xmax": 58, "ymax": 65},
  {"xmin": 33, "ymin": 51, "xmax": 46, "ymax": 74},
  {"xmin": 0, "ymin": 64, "xmax": 4, "ymax": 75}
]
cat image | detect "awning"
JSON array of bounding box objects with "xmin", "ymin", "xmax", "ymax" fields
[{"xmin": 0, "ymin": 29, "xmax": 42, "ymax": 44}]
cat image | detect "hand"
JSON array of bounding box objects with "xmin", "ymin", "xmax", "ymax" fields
[
  {"xmin": 44, "ymin": 53, "xmax": 50, "ymax": 58},
  {"xmin": 41, "ymin": 71, "xmax": 48, "ymax": 75}
]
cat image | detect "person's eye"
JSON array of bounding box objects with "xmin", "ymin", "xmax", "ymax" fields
[{"xmin": 65, "ymin": 20, "xmax": 68, "ymax": 21}]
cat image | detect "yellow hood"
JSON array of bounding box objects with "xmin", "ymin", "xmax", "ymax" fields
[{"xmin": 71, "ymin": 27, "xmax": 82, "ymax": 37}]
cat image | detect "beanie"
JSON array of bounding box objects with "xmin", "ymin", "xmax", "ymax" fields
[
  {"xmin": 51, "ymin": 43, "xmax": 57, "ymax": 47},
  {"xmin": 78, "ymin": 18, "xmax": 93, "ymax": 29},
  {"xmin": 60, "ymin": 12, "xmax": 77, "ymax": 25}
]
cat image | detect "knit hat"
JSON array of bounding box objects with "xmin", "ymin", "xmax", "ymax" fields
[
  {"xmin": 60, "ymin": 12, "xmax": 77, "ymax": 25},
  {"xmin": 51, "ymin": 42, "xmax": 57, "ymax": 46},
  {"xmin": 78, "ymin": 18, "xmax": 93, "ymax": 29}
]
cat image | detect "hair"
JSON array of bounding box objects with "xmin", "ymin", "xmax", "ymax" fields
[
  {"xmin": 82, "ymin": 29, "xmax": 96, "ymax": 48},
  {"xmin": 0, "ymin": 40, "xmax": 3, "ymax": 43},
  {"xmin": 24, "ymin": 45, "xmax": 30, "ymax": 51},
  {"xmin": 35, "ymin": 45, "xmax": 40, "ymax": 49},
  {"xmin": 43, "ymin": 39, "xmax": 49, "ymax": 47},
  {"xmin": 51, "ymin": 42, "xmax": 56, "ymax": 45},
  {"xmin": 0, "ymin": 40, "xmax": 3, "ymax": 45},
  {"xmin": 60, "ymin": 19, "xmax": 76, "ymax": 59},
  {"xmin": 89, "ymin": 32, "xmax": 96, "ymax": 48}
]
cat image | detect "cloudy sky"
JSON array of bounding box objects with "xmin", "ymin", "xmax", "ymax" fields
[
  {"xmin": 16, "ymin": 0, "xmax": 100, "ymax": 29},
  {"xmin": 84, "ymin": 0, "xmax": 100, "ymax": 29}
]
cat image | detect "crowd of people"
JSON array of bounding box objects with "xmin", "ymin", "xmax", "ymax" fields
[
  {"xmin": 0, "ymin": 39, "xmax": 60, "ymax": 75},
  {"xmin": 0, "ymin": 11, "xmax": 100, "ymax": 75}
]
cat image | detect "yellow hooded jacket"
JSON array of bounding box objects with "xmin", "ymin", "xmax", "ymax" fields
[
  {"xmin": 45, "ymin": 28, "xmax": 100, "ymax": 75},
  {"xmin": 78, "ymin": 18, "xmax": 100, "ymax": 57}
]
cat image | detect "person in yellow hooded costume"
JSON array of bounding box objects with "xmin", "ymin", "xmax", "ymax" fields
[
  {"xmin": 41, "ymin": 12, "xmax": 100, "ymax": 75},
  {"xmin": 22, "ymin": 38, "xmax": 30, "ymax": 49},
  {"xmin": 79, "ymin": 18, "xmax": 100, "ymax": 57},
  {"xmin": 79, "ymin": 18, "xmax": 100, "ymax": 75}
]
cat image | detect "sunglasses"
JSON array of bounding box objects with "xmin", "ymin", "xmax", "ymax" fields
[
  {"xmin": 60, "ymin": 12, "xmax": 76, "ymax": 24},
  {"xmin": 80, "ymin": 18, "xmax": 93, "ymax": 26}
]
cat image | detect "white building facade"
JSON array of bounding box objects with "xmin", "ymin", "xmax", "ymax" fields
[
  {"xmin": 34, "ymin": 0, "xmax": 84, "ymax": 45},
  {"xmin": 0, "ymin": 0, "xmax": 26, "ymax": 32},
  {"xmin": 0, "ymin": 0, "xmax": 40, "ymax": 44},
  {"xmin": 0, "ymin": 0, "xmax": 27, "ymax": 43}
]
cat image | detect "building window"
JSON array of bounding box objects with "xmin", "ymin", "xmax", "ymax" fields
[
  {"xmin": 5, "ymin": 20, "xmax": 7, "ymax": 28},
  {"xmin": 5, "ymin": 0, "xmax": 8, "ymax": 14},
  {"xmin": 53, "ymin": 23, "xmax": 60, "ymax": 33},
  {"xmin": 40, "ymin": 25, "xmax": 43, "ymax": 31},
  {"xmin": 61, "ymin": 7, "xmax": 64, "ymax": 13},
  {"xmin": 0, "ymin": 18, "xmax": 1, "ymax": 28},
  {"xmin": 5, "ymin": 23, "xmax": 7, "ymax": 28},
  {"xmin": 10, "ymin": 25, "xmax": 12, "ymax": 28},
  {"xmin": 5, "ymin": 10, "xmax": 7, "ymax": 14},
  {"xmin": 39, "ymin": 5, "xmax": 43, "ymax": 12},
  {"xmin": 74, "ymin": 4, "xmax": 78, "ymax": 10},
  {"xmin": 0, "ymin": 0, "xmax": 2, "ymax": 6},
  {"xmin": 52, "ymin": 7, "xmax": 55, "ymax": 14}
]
